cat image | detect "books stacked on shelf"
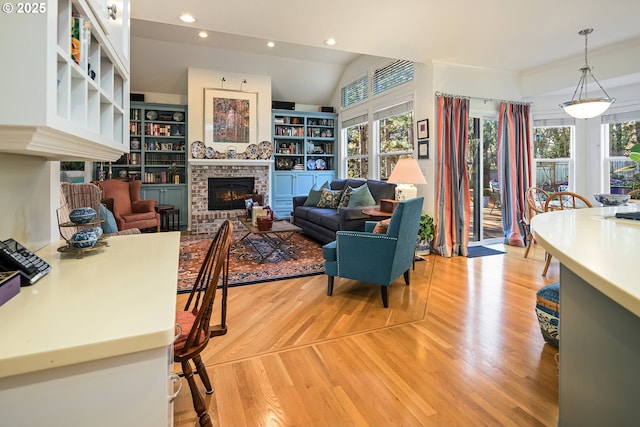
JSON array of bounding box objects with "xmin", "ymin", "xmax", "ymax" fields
[
  {"xmin": 71, "ymin": 14, "xmax": 82, "ymax": 65},
  {"xmin": 71, "ymin": 12, "xmax": 90, "ymax": 74},
  {"xmin": 145, "ymin": 123, "xmax": 174, "ymax": 136},
  {"xmin": 274, "ymin": 126, "xmax": 304, "ymax": 137},
  {"xmin": 130, "ymin": 109, "xmax": 141, "ymax": 120},
  {"xmin": 130, "ymin": 122, "xmax": 141, "ymax": 135}
]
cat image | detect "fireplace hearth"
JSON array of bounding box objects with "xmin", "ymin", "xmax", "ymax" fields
[{"xmin": 208, "ymin": 177, "xmax": 254, "ymax": 210}]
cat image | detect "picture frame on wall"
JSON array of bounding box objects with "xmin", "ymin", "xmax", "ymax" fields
[
  {"xmin": 418, "ymin": 139, "xmax": 429, "ymax": 159},
  {"xmin": 417, "ymin": 119, "xmax": 429, "ymax": 140},
  {"xmin": 204, "ymin": 88, "xmax": 258, "ymax": 145}
]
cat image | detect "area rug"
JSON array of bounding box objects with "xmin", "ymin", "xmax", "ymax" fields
[
  {"xmin": 467, "ymin": 246, "xmax": 506, "ymax": 258},
  {"xmin": 177, "ymin": 233, "xmax": 325, "ymax": 293}
]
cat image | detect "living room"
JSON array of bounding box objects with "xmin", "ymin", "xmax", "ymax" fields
[{"xmin": 1, "ymin": 1, "xmax": 640, "ymax": 426}]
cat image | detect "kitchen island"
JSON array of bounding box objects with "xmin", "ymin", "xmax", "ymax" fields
[
  {"xmin": 531, "ymin": 206, "xmax": 640, "ymax": 426},
  {"xmin": 0, "ymin": 232, "xmax": 181, "ymax": 426}
]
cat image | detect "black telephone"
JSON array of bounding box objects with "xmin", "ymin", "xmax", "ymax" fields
[{"xmin": 0, "ymin": 238, "xmax": 51, "ymax": 286}]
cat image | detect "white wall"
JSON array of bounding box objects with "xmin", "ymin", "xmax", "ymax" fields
[
  {"xmin": 0, "ymin": 154, "xmax": 59, "ymax": 250},
  {"xmin": 186, "ymin": 67, "xmax": 272, "ymax": 152}
]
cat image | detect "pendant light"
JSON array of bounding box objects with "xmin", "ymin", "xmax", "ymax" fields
[{"xmin": 560, "ymin": 28, "xmax": 615, "ymax": 119}]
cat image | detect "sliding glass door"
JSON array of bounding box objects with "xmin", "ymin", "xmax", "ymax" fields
[{"xmin": 467, "ymin": 117, "xmax": 503, "ymax": 244}]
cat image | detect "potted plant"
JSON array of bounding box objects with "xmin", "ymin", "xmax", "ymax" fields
[
  {"xmin": 482, "ymin": 188, "xmax": 492, "ymax": 208},
  {"xmin": 416, "ymin": 212, "xmax": 435, "ymax": 255}
]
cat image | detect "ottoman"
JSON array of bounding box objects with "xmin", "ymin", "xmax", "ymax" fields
[{"xmin": 536, "ymin": 282, "xmax": 560, "ymax": 347}]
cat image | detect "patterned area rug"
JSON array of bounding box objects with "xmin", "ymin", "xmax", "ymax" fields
[{"xmin": 177, "ymin": 232, "xmax": 325, "ymax": 293}]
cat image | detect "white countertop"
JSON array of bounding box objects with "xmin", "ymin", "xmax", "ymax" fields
[
  {"xmin": 531, "ymin": 206, "xmax": 640, "ymax": 317},
  {"xmin": 0, "ymin": 232, "xmax": 180, "ymax": 378}
]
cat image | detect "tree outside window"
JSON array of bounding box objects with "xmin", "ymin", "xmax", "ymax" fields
[
  {"xmin": 533, "ymin": 126, "xmax": 572, "ymax": 192},
  {"xmin": 378, "ymin": 111, "xmax": 414, "ymax": 179},
  {"xmin": 345, "ymin": 122, "xmax": 368, "ymax": 178},
  {"xmin": 608, "ymin": 120, "xmax": 640, "ymax": 193}
]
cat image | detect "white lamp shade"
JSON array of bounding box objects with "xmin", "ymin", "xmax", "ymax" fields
[
  {"xmin": 387, "ymin": 158, "xmax": 427, "ymax": 185},
  {"xmin": 560, "ymin": 98, "xmax": 613, "ymax": 119}
]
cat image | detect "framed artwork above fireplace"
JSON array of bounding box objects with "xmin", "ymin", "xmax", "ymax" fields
[{"xmin": 204, "ymin": 88, "xmax": 258, "ymax": 148}]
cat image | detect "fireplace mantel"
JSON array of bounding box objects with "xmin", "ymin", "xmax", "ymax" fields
[{"xmin": 189, "ymin": 159, "xmax": 274, "ymax": 167}]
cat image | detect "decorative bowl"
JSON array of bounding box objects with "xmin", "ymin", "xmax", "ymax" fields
[
  {"xmin": 69, "ymin": 230, "xmax": 98, "ymax": 249},
  {"xmin": 69, "ymin": 207, "xmax": 97, "ymax": 224},
  {"xmin": 594, "ymin": 193, "xmax": 630, "ymax": 206},
  {"xmin": 87, "ymin": 226, "xmax": 103, "ymax": 239}
]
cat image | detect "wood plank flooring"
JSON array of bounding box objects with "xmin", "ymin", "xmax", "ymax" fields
[{"xmin": 173, "ymin": 241, "xmax": 560, "ymax": 427}]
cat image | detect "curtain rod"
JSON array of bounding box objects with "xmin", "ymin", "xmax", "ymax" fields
[{"xmin": 434, "ymin": 91, "xmax": 532, "ymax": 106}]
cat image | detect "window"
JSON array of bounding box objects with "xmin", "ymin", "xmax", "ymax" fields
[
  {"xmin": 375, "ymin": 102, "xmax": 414, "ymax": 179},
  {"xmin": 343, "ymin": 114, "xmax": 369, "ymax": 178},
  {"xmin": 373, "ymin": 60, "xmax": 413, "ymax": 95},
  {"xmin": 533, "ymin": 124, "xmax": 573, "ymax": 192},
  {"xmin": 340, "ymin": 61, "xmax": 415, "ymax": 179},
  {"xmin": 602, "ymin": 111, "xmax": 640, "ymax": 193},
  {"xmin": 341, "ymin": 76, "xmax": 368, "ymax": 108}
]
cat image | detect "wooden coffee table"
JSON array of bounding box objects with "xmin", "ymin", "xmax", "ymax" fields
[{"xmin": 236, "ymin": 217, "xmax": 302, "ymax": 263}]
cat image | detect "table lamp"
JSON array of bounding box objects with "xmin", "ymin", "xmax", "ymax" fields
[{"xmin": 387, "ymin": 158, "xmax": 426, "ymax": 200}]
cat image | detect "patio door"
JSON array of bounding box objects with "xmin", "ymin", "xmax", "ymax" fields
[{"xmin": 467, "ymin": 117, "xmax": 503, "ymax": 244}]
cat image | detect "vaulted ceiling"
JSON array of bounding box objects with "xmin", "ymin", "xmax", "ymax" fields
[{"xmin": 130, "ymin": 0, "xmax": 640, "ymax": 106}]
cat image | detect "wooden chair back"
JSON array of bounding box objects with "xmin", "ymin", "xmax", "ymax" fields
[
  {"xmin": 174, "ymin": 219, "xmax": 233, "ymax": 427},
  {"xmin": 526, "ymin": 187, "xmax": 549, "ymax": 215},
  {"xmin": 544, "ymin": 191, "xmax": 592, "ymax": 211},
  {"xmin": 179, "ymin": 219, "xmax": 233, "ymax": 353}
]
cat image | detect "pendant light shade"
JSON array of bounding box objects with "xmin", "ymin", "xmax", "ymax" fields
[{"xmin": 560, "ymin": 29, "xmax": 615, "ymax": 119}]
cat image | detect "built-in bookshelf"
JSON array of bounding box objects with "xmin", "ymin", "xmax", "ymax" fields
[
  {"xmin": 271, "ymin": 109, "xmax": 337, "ymax": 217},
  {"xmin": 0, "ymin": 0, "xmax": 130, "ymax": 161}
]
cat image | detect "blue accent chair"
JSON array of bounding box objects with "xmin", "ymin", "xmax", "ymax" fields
[{"xmin": 322, "ymin": 197, "xmax": 424, "ymax": 308}]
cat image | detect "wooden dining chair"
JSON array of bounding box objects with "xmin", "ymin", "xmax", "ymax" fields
[
  {"xmin": 628, "ymin": 188, "xmax": 640, "ymax": 202},
  {"xmin": 540, "ymin": 192, "xmax": 592, "ymax": 276},
  {"xmin": 523, "ymin": 187, "xmax": 549, "ymax": 258},
  {"xmin": 174, "ymin": 220, "xmax": 233, "ymax": 427}
]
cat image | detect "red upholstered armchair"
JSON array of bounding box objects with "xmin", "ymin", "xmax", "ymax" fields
[{"xmin": 94, "ymin": 179, "xmax": 160, "ymax": 232}]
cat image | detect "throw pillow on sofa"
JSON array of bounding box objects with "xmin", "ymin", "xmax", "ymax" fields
[
  {"xmin": 338, "ymin": 186, "xmax": 355, "ymax": 208},
  {"xmin": 373, "ymin": 218, "xmax": 391, "ymax": 234},
  {"xmin": 317, "ymin": 188, "xmax": 344, "ymax": 209},
  {"xmin": 303, "ymin": 181, "xmax": 329, "ymax": 207},
  {"xmin": 348, "ymin": 184, "xmax": 376, "ymax": 207}
]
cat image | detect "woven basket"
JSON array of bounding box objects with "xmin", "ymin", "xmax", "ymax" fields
[{"xmin": 257, "ymin": 216, "xmax": 273, "ymax": 231}]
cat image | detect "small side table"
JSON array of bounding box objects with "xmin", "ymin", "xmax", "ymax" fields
[
  {"xmin": 155, "ymin": 205, "xmax": 175, "ymax": 232},
  {"xmin": 164, "ymin": 208, "xmax": 180, "ymax": 231},
  {"xmin": 361, "ymin": 207, "xmax": 393, "ymax": 219}
]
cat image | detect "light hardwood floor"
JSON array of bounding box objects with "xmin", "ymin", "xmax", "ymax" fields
[{"xmin": 173, "ymin": 241, "xmax": 560, "ymax": 427}]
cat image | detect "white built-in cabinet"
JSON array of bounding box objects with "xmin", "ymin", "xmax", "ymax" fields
[{"xmin": 0, "ymin": 0, "xmax": 129, "ymax": 161}]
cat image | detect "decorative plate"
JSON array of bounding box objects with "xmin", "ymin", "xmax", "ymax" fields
[
  {"xmin": 191, "ymin": 141, "xmax": 205, "ymax": 159},
  {"xmin": 205, "ymin": 147, "xmax": 215, "ymax": 159},
  {"xmin": 146, "ymin": 110, "xmax": 158, "ymax": 120},
  {"xmin": 258, "ymin": 141, "xmax": 273, "ymax": 159},
  {"xmin": 307, "ymin": 159, "xmax": 316, "ymax": 170},
  {"xmin": 315, "ymin": 159, "xmax": 326, "ymax": 170},
  {"xmin": 246, "ymin": 143, "xmax": 259, "ymax": 159},
  {"xmin": 173, "ymin": 112, "xmax": 184, "ymax": 122}
]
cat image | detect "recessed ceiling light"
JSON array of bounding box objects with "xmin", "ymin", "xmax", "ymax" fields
[
  {"xmin": 267, "ymin": 41, "xmax": 275, "ymax": 48},
  {"xmin": 323, "ymin": 38, "xmax": 336, "ymax": 46},
  {"xmin": 178, "ymin": 14, "xmax": 196, "ymax": 23},
  {"xmin": 198, "ymin": 31, "xmax": 208, "ymax": 38}
]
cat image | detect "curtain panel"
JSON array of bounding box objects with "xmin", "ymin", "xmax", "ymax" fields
[
  {"xmin": 497, "ymin": 102, "xmax": 532, "ymax": 247},
  {"xmin": 433, "ymin": 96, "xmax": 471, "ymax": 257}
]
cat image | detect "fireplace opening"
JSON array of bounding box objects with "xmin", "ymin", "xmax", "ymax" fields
[{"xmin": 208, "ymin": 177, "xmax": 255, "ymax": 210}]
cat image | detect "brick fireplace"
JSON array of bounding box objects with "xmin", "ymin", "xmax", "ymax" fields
[{"xmin": 189, "ymin": 159, "xmax": 272, "ymax": 234}]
